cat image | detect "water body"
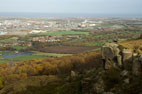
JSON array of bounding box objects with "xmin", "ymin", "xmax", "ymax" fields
[
  {"xmin": 3, "ymin": 52, "xmax": 33, "ymax": 59},
  {"xmin": 0, "ymin": 12, "xmax": 142, "ymax": 18}
]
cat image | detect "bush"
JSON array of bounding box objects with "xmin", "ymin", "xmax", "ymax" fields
[
  {"xmin": 102, "ymin": 68, "xmax": 121, "ymax": 91},
  {"xmin": 0, "ymin": 77, "xmax": 3, "ymax": 89},
  {"xmin": 121, "ymin": 75, "xmax": 142, "ymax": 94}
]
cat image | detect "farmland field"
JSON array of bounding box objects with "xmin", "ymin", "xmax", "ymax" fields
[
  {"xmin": 13, "ymin": 46, "xmax": 28, "ymax": 50},
  {"xmin": 38, "ymin": 30, "xmax": 89, "ymax": 36},
  {"xmin": 39, "ymin": 46, "xmax": 95, "ymax": 54},
  {"xmin": 0, "ymin": 51, "xmax": 70, "ymax": 63}
]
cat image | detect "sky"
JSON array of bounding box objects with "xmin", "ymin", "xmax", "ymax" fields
[{"xmin": 0, "ymin": 0, "xmax": 141, "ymax": 14}]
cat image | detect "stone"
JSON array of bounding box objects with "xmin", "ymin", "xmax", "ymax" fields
[
  {"xmin": 102, "ymin": 43, "xmax": 119, "ymax": 59},
  {"xmin": 132, "ymin": 55, "xmax": 142, "ymax": 75},
  {"xmin": 132, "ymin": 58, "xmax": 141, "ymax": 75},
  {"xmin": 102, "ymin": 46, "xmax": 115, "ymax": 59},
  {"xmin": 70, "ymin": 71, "xmax": 77, "ymax": 80},
  {"xmin": 120, "ymin": 70, "xmax": 128, "ymax": 76},
  {"xmin": 71, "ymin": 71, "xmax": 76, "ymax": 77},
  {"xmin": 117, "ymin": 55, "xmax": 122, "ymax": 66},
  {"xmin": 113, "ymin": 47, "xmax": 120, "ymax": 57},
  {"xmin": 133, "ymin": 53, "xmax": 138, "ymax": 57},
  {"xmin": 124, "ymin": 78, "xmax": 129, "ymax": 84},
  {"xmin": 102, "ymin": 42, "xmax": 142, "ymax": 76},
  {"xmin": 122, "ymin": 49, "xmax": 133, "ymax": 62},
  {"xmin": 102, "ymin": 43, "xmax": 121, "ymax": 69}
]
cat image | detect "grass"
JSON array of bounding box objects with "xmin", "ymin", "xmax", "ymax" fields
[
  {"xmin": 13, "ymin": 46, "xmax": 28, "ymax": 50},
  {"xmin": 6, "ymin": 55, "xmax": 48, "ymax": 61},
  {"xmin": 33, "ymin": 51, "xmax": 71, "ymax": 57},
  {"xmin": 118, "ymin": 39, "xmax": 142, "ymax": 51},
  {"xmin": 38, "ymin": 30, "xmax": 89, "ymax": 36},
  {"xmin": 3, "ymin": 75, "xmax": 82, "ymax": 94},
  {"xmin": 98, "ymin": 23, "xmax": 114, "ymax": 27},
  {"xmin": 0, "ymin": 55, "xmax": 47, "ymax": 63},
  {"xmin": 0, "ymin": 37, "xmax": 18, "ymax": 44},
  {"xmin": 85, "ymin": 41, "xmax": 106, "ymax": 46},
  {"xmin": 93, "ymin": 35, "xmax": 104, "ymax": 38}
]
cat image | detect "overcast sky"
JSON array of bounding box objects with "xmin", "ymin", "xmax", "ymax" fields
[{"xmin": 0, "ymin": 0, "xmax": 141, "ymax": 14}]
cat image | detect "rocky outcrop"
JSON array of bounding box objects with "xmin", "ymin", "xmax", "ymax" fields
[
  {"xmin": 102, "ymin": 43, "xmax": 120, "ymax": 60},
  {"xmin": 102, "ymin": 43, "xmax": 122, "ymax": 69},
  {"xmin": 102, "ymin": 43, "xmax": 121, "ymax": 69},
  {"xmin": 122, "ymin": 49, "xmax": 133, "ymax": 62},
  {"xmin": 132, "ymin": 55, "xmax": 142, "ymax": 75},
  {"xmin": 102, "ymin": 43, "xmax": 142, "ymax": 75}
]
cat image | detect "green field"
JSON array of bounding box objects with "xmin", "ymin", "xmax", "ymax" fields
[
  {"xmin": 13, "ymin": 46, "xmax": 28, "ymax": 50},
  {"xmin": 0, "ymin": 51, "xmax": 71, "ymax": 64},
  {"xmin": 85, "ymin": 40, "xmax": 113, "ymax": 47},
  {"xmin": 0, "ymin": 55, "xmax": 47, "ymax": 63},
  {"xmin": 0, "ymin": 38, "xmax": 17, "ymax": 44},
  {"xmin": 38, "ymin": 30, "xmax": 89, "ymax": 36},
  {"xmin": 85, "ymin": 41, "xmax": 105, "ymax": 46}
]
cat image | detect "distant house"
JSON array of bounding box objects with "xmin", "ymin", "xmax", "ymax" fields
[
  {"xmin": 31, "ymin": 35, "xmax": 60, "ymax": 43},
  {"xmin": 25, "ymin": 30, "xmax": 47, "ymax": 34},
  {"xmin": 68, "ymin": 35, "xmax": 80, "ymax": 38},
  {"xmin": 25, "ymin": 30, "xmax": 32, "ymax": 33},
  {"xmin": 89, "ymin": 24, "xmax": 96, "ymax": 27},
  {"xmin": 30, "ymin": 30, "xmax": 46, "ymax": 34}
]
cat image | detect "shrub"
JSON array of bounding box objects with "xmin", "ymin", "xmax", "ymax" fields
[
  {"xmin": 0, "ymin": 77, "xmax": 3, "ymax": 89},
  {"xmin": 102, "ymin": 68, "xmax": 121, "ymax": 91}
]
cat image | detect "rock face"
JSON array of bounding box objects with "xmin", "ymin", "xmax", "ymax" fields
[
  {"xmin": 122, "ymin": 49, "xmax": 133, "ymax": 63},
  {"xmin": 102, "ymin": 43, "xmax": 142, "ymax": 75},
  {"xmin": 132, "ymin": 55, "xmax": 142, "ymax": 75},
  {"xmin": 102, "ymin": 43, "xmax": 120, "ymax": 60},
  {"xmin": 102, "ymin": 43, "xmax": 121, "ymax": 69}
]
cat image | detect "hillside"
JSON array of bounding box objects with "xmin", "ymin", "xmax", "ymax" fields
[
  {"xmin": 0, "ymin": 39, "xmax": 142, "ymax": 94},
  {"xmin": 0, "ymin": 51, "xmax": 102, "ymax": 94},
  {"xmin": 118, "ymin": 39, "xmax": 142, "ymax": 51}
]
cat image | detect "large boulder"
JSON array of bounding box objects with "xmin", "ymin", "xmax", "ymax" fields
[
  {"xmin": 102, "ymin": 43, "xmax": 121, "ymax": 69},
  {"xmin": 102, "ymin": 42, "xmax": 142, "ymax": 75},
  {"xmin": 102, "ymin": 43, "xmax": 120, "ymax": 59},
  {"xmin": 122, "ymin": 49, "xmax": 133, "ymax": 63}
]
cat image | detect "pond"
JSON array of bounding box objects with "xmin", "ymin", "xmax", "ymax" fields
[{"xmin": 3, "ymin": 52, "xmax": 33, "ymax": 59}]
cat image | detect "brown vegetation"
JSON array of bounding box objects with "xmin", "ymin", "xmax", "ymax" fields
[
  {"xmin": 39, "ymin": 46, "xmax": 95, "ymax": 54},
  {"xmin": 118, "ymin": 39, "xmax": 142, "ymax": 51},
  {"xmin": 0, "ymin": 51, "xmax": 102, "ymax": 90}
]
